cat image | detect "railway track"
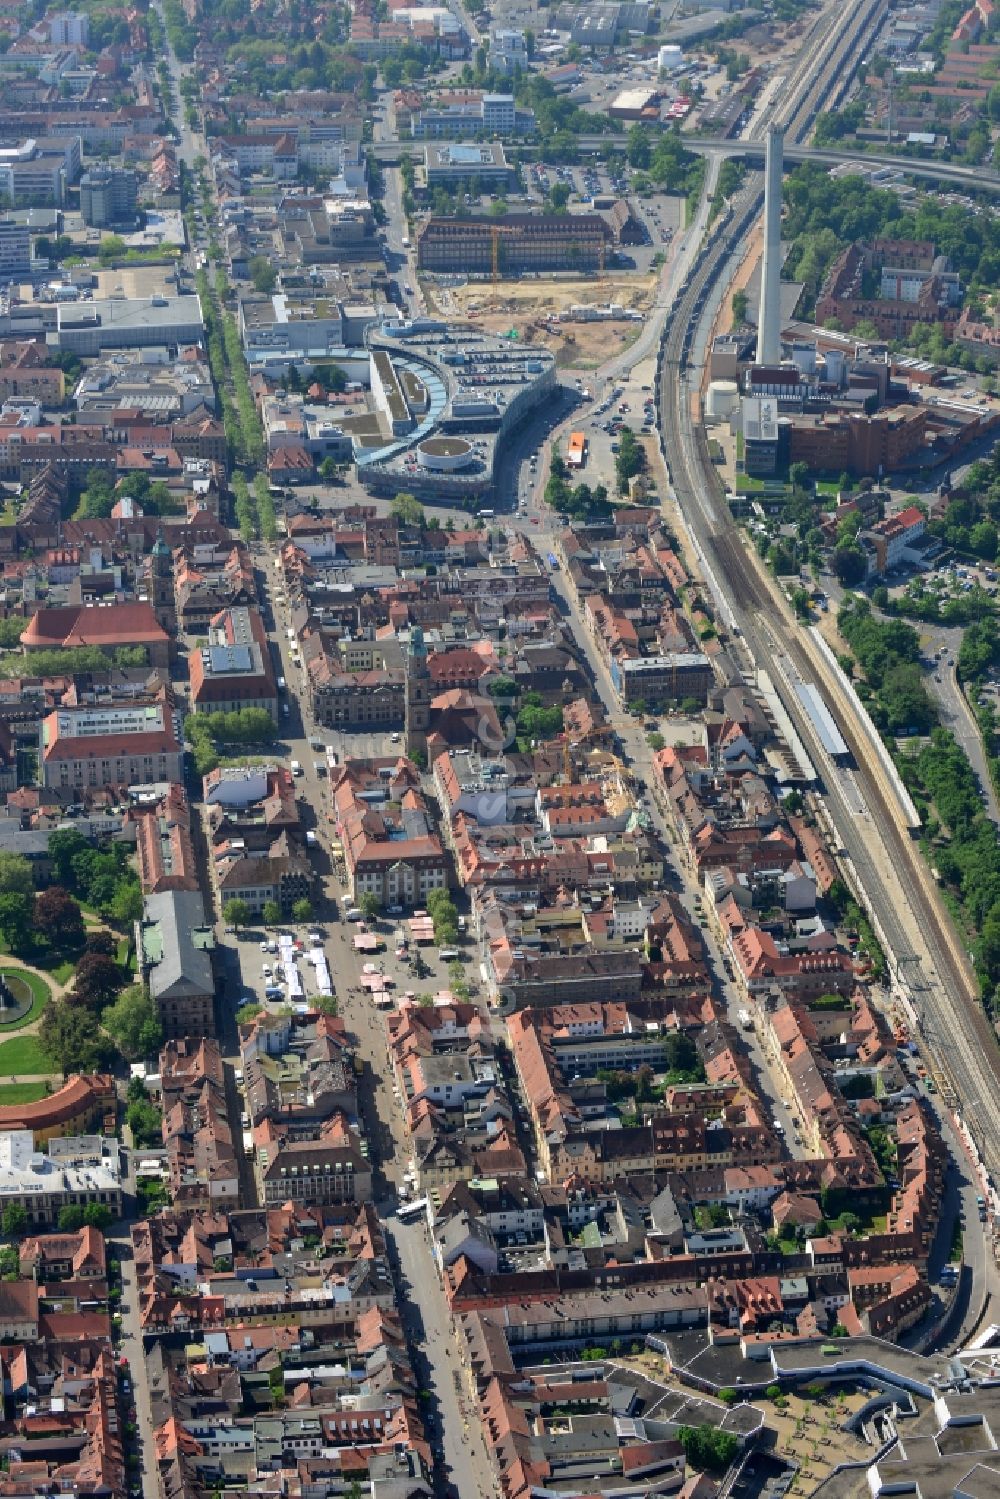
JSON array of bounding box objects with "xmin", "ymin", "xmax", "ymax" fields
[
  {"xmin": 655, "ymin": 0, "xmax": 1000, "ymax": 1177},
  {"xmin": 711, "ymin": 522, "xmax": 1000, "ymax": 1165}
]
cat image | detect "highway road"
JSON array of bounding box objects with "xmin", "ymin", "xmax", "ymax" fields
[{"xmin": 367, "ymin": 133, "xmax": 1000, "ymax": 198}]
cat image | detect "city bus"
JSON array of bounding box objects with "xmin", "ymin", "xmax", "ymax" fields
[{"xmin": 397, "ymin": 1197, "xmax": 428, "ymax": 1222}]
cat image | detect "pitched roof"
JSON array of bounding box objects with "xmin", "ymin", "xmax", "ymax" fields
[{"xmin": 21, "ymin": 602, "xmax": 168, "ymax": 650}]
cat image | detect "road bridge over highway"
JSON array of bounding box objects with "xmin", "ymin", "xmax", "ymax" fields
[{"xmin": 369, "ymin": 136, "xmax": 1000, "ymax": 194}]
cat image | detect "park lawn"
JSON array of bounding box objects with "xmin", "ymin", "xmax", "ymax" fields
[
  {"xmin": 115, "ymin": 937, "xmax": 136, "ymax": 973},
  {"xmin": 0, "ymin": 1033, "xmax": 53, "ymax": 1075},
  {"xmin": 0, "ymin": 966, "xmax": 51, "ymax": 1029},
  {"xmin": 44, "ymin": 959, "xmax": 75, "ymax": 985},
  {"xmin": 733, "ymin": 475, "xmax": 767, "ymax": 493},
  {"xmin": 0, "ymin": 1081, "xmax": 47, "ymax": 1103}
]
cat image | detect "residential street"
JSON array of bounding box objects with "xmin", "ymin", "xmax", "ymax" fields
[
  {"xmin": 114, "ymin": 1224, "xmax": 160, "ymax": 1499},
  {"xmin": 385, "ymin": 1214, "xmax": 496, "ymax": 1499},
  {"xmin": 215, "ymin": 555, "xmax": 496, "ymax": 1494}
]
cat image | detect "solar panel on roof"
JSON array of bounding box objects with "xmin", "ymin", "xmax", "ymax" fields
[{"xmin": 207, "ymin": 644, "xmax": 253, "ymax": 674}]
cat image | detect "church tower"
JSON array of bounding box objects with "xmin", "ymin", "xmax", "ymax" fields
[
  {"xmin": 150, "ymin": 526, "xmax": 176, "ymax": 635},
  {"xmin": 405, "ymin": 625, "xmax": 432, "ymax": 756}
]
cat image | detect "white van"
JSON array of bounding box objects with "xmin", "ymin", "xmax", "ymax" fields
[{"xmin": 290, "ymin": 759, "xmax": 303, "ymax": 776}]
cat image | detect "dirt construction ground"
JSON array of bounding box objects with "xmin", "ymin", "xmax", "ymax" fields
[{"xmin": 430, "ymin": 273, "xmax": 658, "ymax": 368}]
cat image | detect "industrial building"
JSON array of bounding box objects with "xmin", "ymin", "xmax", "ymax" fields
[{"xmin": 417, "ymin": 212, "xmax": 614, "ymax": 275}]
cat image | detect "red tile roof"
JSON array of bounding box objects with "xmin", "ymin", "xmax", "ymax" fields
[{"xmin": 21, "ymin": 602, "xmax": 168, "ymax": 651}]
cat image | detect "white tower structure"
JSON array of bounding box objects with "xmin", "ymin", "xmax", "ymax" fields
[{"xmin": 756, "ymin": 124, "xmax": 784, "ymax": 367}]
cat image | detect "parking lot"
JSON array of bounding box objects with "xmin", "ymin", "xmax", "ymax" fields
[{"xmin": 886, "ymin": 559, "xmax": 1000, "ymax": 628}]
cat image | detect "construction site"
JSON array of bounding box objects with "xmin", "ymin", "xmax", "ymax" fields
[{"xmin": 427, "ymin": 271, "xmax": 659, "ymax": 368}]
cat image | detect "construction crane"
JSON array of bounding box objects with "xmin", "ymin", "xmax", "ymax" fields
[{"xmin": 562, "ymin": 722, "xmax": 625, "ymax": 784}]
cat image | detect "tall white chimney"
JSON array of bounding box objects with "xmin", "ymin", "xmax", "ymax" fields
[{"xmin": 756, "ymin": 124, "xmax": 784, "ymax": 367}]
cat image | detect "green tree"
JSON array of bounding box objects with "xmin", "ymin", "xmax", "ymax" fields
[
  {"xmin": 248, "ymin": 254, "xmax": 277, "ymax": 294},
  {"xmin": 1, "ymin": 1202, "xmax": 26, "ymax": 1238},
  {"xmin": 109, "ymin": 881, "xmax": 143, "ymax": 926},
  {"xmin": 833, "ymin": 544, "xmax": 867, "ymax": 586},
  {"xmin": 516, "ymin": 698, "xmax": 564, "ymax": 742},
  {"xmin": 46, "ymin": 830, "xmax": 89, "ymax": 890},
  {"xmin": 224, "ymin": 899, "xmax": 251, "ymax": 930},
  {"xmin": 0, "ymin": 617, "xmax": 26, "ymax": 648},
  {"xmin": 262, "ymin": 900, "xmax": 282, "ymax": 926},
  {"xmin": 102, "ymin": 984, "xmax": 162, "ymax": 1061},
  {"xmin": 677, "ymin": 1425, "xmax": 739, "ymax": 1474},
  {"xmin": 792, "ymin": 587, "xmax": 812, "ymax": 620},
  {"xmin": 358, "ymin": 893, "xmax": 380, "ymax": 920},
  {"xmin": 627, "ymin": 123, "xmax": 650, "ymax": 168},
  {"xmin": 731, "ymin": 288, "xmax": 748, "ymax": 324},
  {"xmin": 125, "ymin": 1096, "xmax": 162, "ymax": 1148},
  {"xmin": 97, "ymin": 234, "xmax": 126, "ymax": 263},
  {"xmin": 971, "ymin": 519, "xmax": 998, "ymax": 560},
  {"xmin": 615, "ymin": 427, "xmax": 644, "ymax": 494},
  {"xmin": 0, "ymin": 891, "xmax": 33, "ymax": 955},
  {"xmin": 83, "ymin": 1203, "xmax": 112, "ymax": 1230},
  {"xmin": 291, "ymin": 897, "xmax": 313, "ymax": 924},
  {"xmin": 0, "ymin": 852, "xmax": 32, "ymax": 895},
  {"xmin": 40, "ymin": 995, "xmax": 111, "ymax": 1079},
  {"xmin": 58, "ymin": 1205, "xmax": 85, "ymax": 1232},
  {"xmin": 390, "ymin": 492, "xmax": 425, "ymax": 526}
]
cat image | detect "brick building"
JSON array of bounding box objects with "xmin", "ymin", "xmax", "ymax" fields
[
  {"xmin": 417, "ymin": 213, "xmax": 614, "ymax": 275},
  {"xmin": 788, "ymin": 407, "xmax": 929, "ymax": 477}
]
